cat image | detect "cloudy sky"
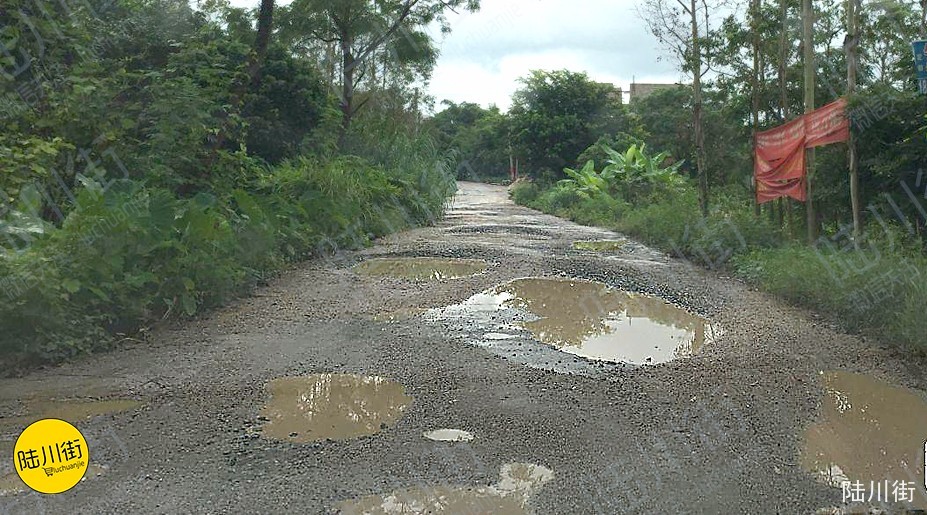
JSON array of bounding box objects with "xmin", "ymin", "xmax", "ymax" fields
[
  {"xmin": 227, "ymin": 0, "xmax": 683, "ymax": 111},
  {"xmin": 425, "ymin": 0, "xmax": 681, "ymax": 111}
]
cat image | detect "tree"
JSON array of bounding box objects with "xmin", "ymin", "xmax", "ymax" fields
[
  {"xmin": 427, "ymin": 101, "xmax": 511, "ymax": 180},
  {"xmin": 284, "ymin": 0, "xmax": 479, "ymax": 146},
  {"xmin": 508, "ymin": 70, "xmax": 630, "ymax": 179},
  {"xmin": 640, "ymin": 0, "xmax": 726, "ymax": 217}
]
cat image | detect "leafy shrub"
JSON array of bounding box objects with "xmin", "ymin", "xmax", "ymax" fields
[{"xmin": 509, "ymin": 179, "xmax": 541, "ymax": 205}]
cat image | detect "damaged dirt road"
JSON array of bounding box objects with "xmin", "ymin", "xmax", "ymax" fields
[{"xmin": 2, "ymin": 182, "xmax": 927, "ymax": 514}]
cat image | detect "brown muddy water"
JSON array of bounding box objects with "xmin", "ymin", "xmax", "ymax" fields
[
  {"xmin": 467, "ymin": 278, "xmax": 715, "ymax": 365},
  {"xmin": 354, "ymin": 257, "xmax": 488, "ymax": 280},
  {"xmin": 801, "ymin": 371, "xmax": 927, "ymax": 509},
  {"xmin": 336, "ymin": 462, "xmax": 553, "ymax": 514},
  {"xmin": 259, "ymin": 374, "xmax": 411, "ymax": 443}
]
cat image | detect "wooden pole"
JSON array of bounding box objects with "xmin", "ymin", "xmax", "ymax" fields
[
  {"xmin": 846, "ymin": 0, "xmax": 862, "ymax": 236},
  {"xmin": 803, "ymin": 0, "xmax": 817, "ymax": 243}
]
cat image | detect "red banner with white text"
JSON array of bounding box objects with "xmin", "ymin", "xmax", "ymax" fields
[{"xmin": 754, "ymin": 99, "xmax": 849, "ymax": 204}]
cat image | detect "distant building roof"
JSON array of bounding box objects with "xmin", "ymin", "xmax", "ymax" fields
[
  {"xmin": 629, "ymin": 83, "xmax": 682, "ymax": 102},
  {"xmin": 595, "ymin": 82, "xmax": 624, "ymax": 105}
]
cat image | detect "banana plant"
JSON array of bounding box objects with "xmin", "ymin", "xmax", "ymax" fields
[{"xmin": 559, "ymin": 160, "xmax": 607, "ymax": 196}]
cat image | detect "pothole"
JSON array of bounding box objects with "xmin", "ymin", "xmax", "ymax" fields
[
  {"xmin": 354, "ymin": 257, "xmax": 488, "ymax": 280},
  {"xmin": 336, "ymin": 462, "xmax": 553, "ymax": 514},
  {"xmin": 446, "ymin": 225, "xmax": 552, "ymax": 238},
  {"xmin": 429, "ymin": 278, "xmax": 716, "ymax": 372},
  {"xmin": 1, "ymin": 399, "xmax": 142, "ymax": 428},
  {"xmin": 572, "ymin": 240, "xmax": 627, "ymax": 251},
  {"xmin": 800, "ymin": 371, "xmax": 927, "ymax": 508},
  {"xmin": 259, "ymin": 374, "xmax": 411, "ymax": 443},
  {"xmin": 423, "ymin": 429, "xmax": 474, "ymax": 442}
]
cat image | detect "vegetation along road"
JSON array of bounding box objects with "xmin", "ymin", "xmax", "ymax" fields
[{"xmin": 1, "ymin": 182, "xmax": 925, "ymax": 513}]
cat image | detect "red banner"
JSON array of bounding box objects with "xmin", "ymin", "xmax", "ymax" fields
[
  {"xmin": 754, "ymin": 99, "xmax": 849, "ymax": 204},
  {"xmin": 806, "ymin": 98, "xmax": 850, "ymax": 148},
  {"xmin": 755, "ymin": 117, "xmax": 807, "ymax": 203}
]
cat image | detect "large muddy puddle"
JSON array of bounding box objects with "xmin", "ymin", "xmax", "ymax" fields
[
  {"xmin": 801, "ymin": 371, "xmax": 927, "ymax": 508},
  {"xmin": 354, "ymin": 257, "xmax": 487, "ymax": 280},
  {"xmin": 260, "ymin": 374, "xmax": 411, "ymax": 443},
  {"xmin": 432, "ymin": 278, "xmax": 714, "ymax": 369},
  {"xmin": 336, "ymin": 462, "xmax": 553, "ymax": 514}
]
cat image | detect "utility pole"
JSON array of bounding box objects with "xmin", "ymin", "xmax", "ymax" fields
[
  {"xmin": 803, "ymin": 0, "xmax": 817, "ymax": 243},
  {"xmin": 846, "ymin": 0, "xmax": 862, "ymax": 236}
]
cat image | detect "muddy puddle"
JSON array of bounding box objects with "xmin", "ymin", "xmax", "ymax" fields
[
  {"xmin": 439, "ymin": 278, "xmax": 714, "ymax": 366},
  {"xmin": 0, "ymin": 399, "xmax": 142, "ymax": 428},
  {"xmin": 259, "ymin": 374, "xmax": 411, "ymax": 443},
  {"xmin": 336, "ymin": 462, "xmax": 553, "ymax": 514},
  {"xmin": 423, "ymin": 429, "xmax": 474, "ymax": 442},
  {"xmin": 572, "ymin": 240, "xmax": 627, "ymax": 251},
  {"xmin": 354, "ymin": 257, "xmax": 487, "ymax": 280},
  {"xmin": 801, "ymin": 371, "xmax": 927, "ymax": 508}
]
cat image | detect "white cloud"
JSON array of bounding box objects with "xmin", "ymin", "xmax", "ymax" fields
[
  {"xmin": 225, "ymin": 0, "xmax": 683, "ymax": 111},
  {"xmin": 427, "ymin": 0, "xmax": 681, "ymax": 111}
]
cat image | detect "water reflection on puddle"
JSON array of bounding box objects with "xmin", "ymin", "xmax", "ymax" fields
[
  {"xmin": 260, "ymin": 374, "xmax": 411, "ymax": 443},
  {"xmin": 423, "ymin": 429, "xmax": 474, "ymax": 442},
  {"xmin": 801, "ymin": 371, "xmax": 927, "ymax": 508},
  {"xmin": 354, "ymin": 258, "xmax": 487, "ymax": 280},
  {"xmin": 466, "ymin": 278, "xmax": 714, "ymax": 365},
  {"xmin": 336, "ymin": 462, "xmax": 553, "ymax": 514}
]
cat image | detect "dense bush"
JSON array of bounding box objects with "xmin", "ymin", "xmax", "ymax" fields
[
  {"xmin": 512, "ymin": 141, "xmax": 927, "ymax": 353},
  {"xmin": 1, "ymin": 148, "xmax": 455, "ymax": 367}
]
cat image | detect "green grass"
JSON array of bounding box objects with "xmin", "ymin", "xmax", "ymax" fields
[
  {"xmin": 0, "ymin": 148, "xmax": 456, "ymax": 371},
  {"xmin": 510, "ymin": 179, "xmax": 927, "ymax": 354}
]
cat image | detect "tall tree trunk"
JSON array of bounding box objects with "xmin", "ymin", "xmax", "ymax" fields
[
  {"xmin": 691, "ymin": 0, "xmax": 709, "ymax": 217},
  {"xmin": 339, "ymin": 35, "xmax": 356, "ymax": 149},
  {"xmin": 802, "ymin": 0, "xmax": 816, "ymax": 243},
  {"xmin": 846, "ymin": 0, "xmax": 861, "ymax": 236},
  {"xmin": 752, "ymin": 0, "xmax": 762, "ymax": 217},
  {"xmin": 778, "ymin": 0, "xmax": 790, "ymax": 119},
  {"xmin": 249, "ymin": 0, "xmax": 276, "ymax": 91}
]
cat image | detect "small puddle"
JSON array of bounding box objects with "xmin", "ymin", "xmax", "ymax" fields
[
  {"xmin": 572, "ymin": 240, "xmax": 627, "ymax": 251},
  {"xmin": 336, "ymin": 462, "xmax": 553, "ymax": 514},
  {"xmin": 354, "ymin": 258, "xmax": 487, "ymax": 280},
  {"xmin": 1, "ymin": 399, "xmax": 142, "ymax": 428},
  {"xmin": 260, "ymin": 374, "xmax": 411, "ymax": 443},
  {"xmin": 462, "ymin": 278, "xmax": 713, "ymax": 365},
  {"xmin": 801, "ymin": 371, "xmax": 927, "ymax": 508},
  {"xmin": 423, "ymin": 429, "xmax": 474, "ymax": 442}
]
